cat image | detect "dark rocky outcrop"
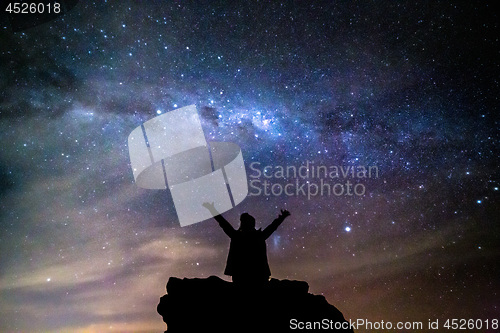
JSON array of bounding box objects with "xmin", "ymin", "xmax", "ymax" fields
[{"xmin": 157, "ymin": 276, "xmax": 354, "ymax": 332}]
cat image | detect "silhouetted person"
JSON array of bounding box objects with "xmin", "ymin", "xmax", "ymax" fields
[{"xmin": 203, "ymin": 202, "xmax": 290, "ymax": 285}]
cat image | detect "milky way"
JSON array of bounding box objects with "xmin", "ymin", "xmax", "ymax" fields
[{"xmin": 0, "ymin": 1, "xmax": 498, "ymax": 332}]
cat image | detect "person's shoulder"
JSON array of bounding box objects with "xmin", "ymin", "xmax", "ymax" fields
[{"xmin": 256, "ymin": 229, "xmax": 267, "ymax": 238}]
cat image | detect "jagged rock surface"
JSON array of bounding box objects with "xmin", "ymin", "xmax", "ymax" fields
[{"xmin": 157, "ymin": 276, "xmax": 354, "ymax": 332}]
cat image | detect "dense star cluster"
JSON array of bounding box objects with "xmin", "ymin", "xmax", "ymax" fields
[{"xmin": 0, "ymin": 1, "xmax": 498, "ymax": 332}]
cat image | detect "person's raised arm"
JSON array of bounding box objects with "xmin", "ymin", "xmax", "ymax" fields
[
  {"xmin": 262, "ymin": 209, "xmax": 290, "ymax": 239},
  {"xmin": 202, "ymin": 202, "xmax": 236, "ymax": 238}
]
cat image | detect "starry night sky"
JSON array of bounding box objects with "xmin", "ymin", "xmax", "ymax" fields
[{"xmin": 0, "ymin": 1, "xmax": 499, "ymax": 332}]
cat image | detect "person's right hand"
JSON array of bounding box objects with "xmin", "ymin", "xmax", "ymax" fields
[{"xmin": 202, "ymin": 202, "xmax": 216, "ymax": 210}]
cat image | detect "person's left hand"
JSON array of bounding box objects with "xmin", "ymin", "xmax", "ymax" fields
[{"xmin": 280, "ymin": 209, "xmax": 291, "ymax": 218}]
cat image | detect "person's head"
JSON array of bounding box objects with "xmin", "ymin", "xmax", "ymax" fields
[{"xmin": 239, "ymin": 213, "xmax": 256, "ymax": 231}]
